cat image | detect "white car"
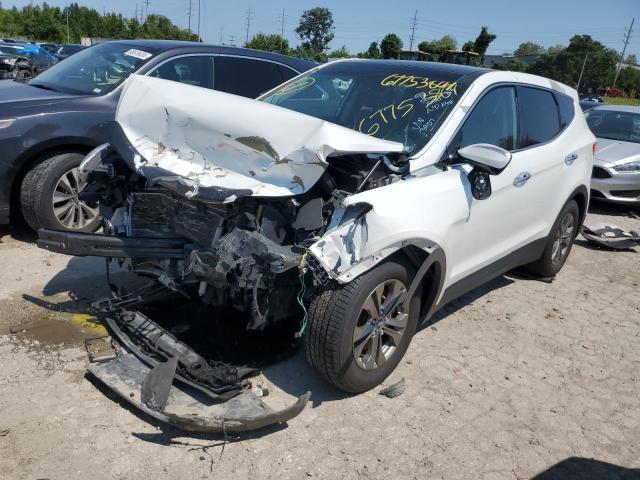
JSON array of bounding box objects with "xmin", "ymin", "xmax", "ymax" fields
[
  {"xmin": 586, "ymin": 105, "xmax": 640, "ymax": 205},
  {"xmin": 39, "ymin": 60, "xmax": 594, "ymax": 409}
]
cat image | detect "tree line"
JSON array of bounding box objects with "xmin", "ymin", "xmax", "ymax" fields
[
  {"xmin": 0, "ymin": 2, "xmax": 197, "ymax": 43},
  {"xmin": 1, "ymin": 2, "xmax": 637, "ymax": 97}
]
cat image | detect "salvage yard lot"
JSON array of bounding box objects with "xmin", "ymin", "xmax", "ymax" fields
[{"xmin": 0, "ymin": 204, "xmax": 639, "ymax": 480}]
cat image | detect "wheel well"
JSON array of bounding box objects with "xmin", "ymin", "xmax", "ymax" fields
[
  {"xmin": 394, "ymin": 244, "xmax": 445, "ymax": 322},
  {"xmin": 9, "ymin": 145, "xmax": 93, "ymax": 222},
  {"xmin": 571, "ymin": 189, "xmax": 588, "ymax": 231}
]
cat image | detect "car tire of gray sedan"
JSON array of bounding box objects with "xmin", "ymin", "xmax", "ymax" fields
[
  {"xmin": 525, "ymin": 199, "xmax": 580, "ymax": 278},
  {"xmin": 20, "ymin": 152, "xmax": 101, "ymax": 232},
  {"xmin": 305, "ymin": 258, "xmax": 421, "ymax": 393}
]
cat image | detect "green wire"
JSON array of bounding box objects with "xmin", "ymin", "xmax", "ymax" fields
[{"xmin": 295, "ymin": 272, "xmax": 308, "ymax": 338}]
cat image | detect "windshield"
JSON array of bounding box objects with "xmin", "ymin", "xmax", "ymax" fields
[
  {"xmin": 586, "ymin": 109, "xmax": 640, "ymax": 143},
  {"xmin": 261, "ymin": 61, "xmax": 471, "ymax": 155},
  {"xmin": 30, "ymin": 42, "xmax": 157, "ymax": 95}
]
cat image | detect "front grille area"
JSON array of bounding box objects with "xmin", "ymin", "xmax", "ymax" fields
[
  {"xmin": 610, "ymin": 190, "xmax": 640, "ymax": 199},
  {"xmin": 592, "ymin": 166, "xmax": 612, "ymax": 179}
]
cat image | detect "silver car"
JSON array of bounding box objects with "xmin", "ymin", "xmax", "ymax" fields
[{"xmin": 586, "ymin": 105, "xmax": 640, "ymax": 205}]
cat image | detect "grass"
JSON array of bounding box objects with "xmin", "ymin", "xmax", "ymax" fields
[{"xmin": 604, "ymin": 96, "xmax": 640, "ymax": 106}]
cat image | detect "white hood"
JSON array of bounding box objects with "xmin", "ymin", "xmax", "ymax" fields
[{"xmin": 115, "ymin": 75, "xmax": 404, "ymax": 202}]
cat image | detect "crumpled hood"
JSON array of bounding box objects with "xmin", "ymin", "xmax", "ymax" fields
[
  {"xmin": 594, "ymin": 138, "xmax": 640, "ymax": 167},
  {"xmin": 115, "ymin": 75, "xmax": 403, "ymax": 202}
]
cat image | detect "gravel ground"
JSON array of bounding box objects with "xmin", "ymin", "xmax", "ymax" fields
[{"xmin": 0, "ymin": 203, "xmax": 639, "ymax": 480}]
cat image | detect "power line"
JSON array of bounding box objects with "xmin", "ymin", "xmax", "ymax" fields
[
  {"xmin": 613, "ymin": 17, "xmax": 634, "ymax": 88},
  {"xmin": 409, "ymin": 10, "xmax": 418, "ymax": 50}
]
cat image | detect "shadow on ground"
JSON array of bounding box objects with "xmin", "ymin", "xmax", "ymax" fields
[{"xmin": 531, "ymin": 457, "xmax": 640, "ymax": 480}]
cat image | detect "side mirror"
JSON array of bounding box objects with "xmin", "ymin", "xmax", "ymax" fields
[
  {"xmin": 458, "ymin": 143, "xmax": 512, "ymax": 175},
  {"xmin": 457, "ymin": 144, "xmax": 512, "ymax": 201}
]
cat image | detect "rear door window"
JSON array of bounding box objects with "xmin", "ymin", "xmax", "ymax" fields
[
  {"xmin": 517, "ymin": 86, "xmax": 560, "ymax": 148},
  {"xmin": 458, "ymin": 86, "xmax": 518, "ymax": 151},
  {"xmin": 150, "ymin": 55, "xmax": 214, "ymax": 89},
  {"xmin": 214, "ymin": 56, "xmax": 285, "ymax": 98}
]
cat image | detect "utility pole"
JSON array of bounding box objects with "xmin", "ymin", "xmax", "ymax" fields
[
  {"xmin": 245, "ymin": 7, "xmax": 252, "ymax": 44},
  {"xmin": 66, "ymin": 6, "xmax": 70, "ymax": 43},
  {"xmin": 142, "ymin": 0, "xmax": 150, "ymax": 23},
  {"xmin": 187, "ymin": 0, "xmax": 193, "ymax": 32},
  {"xmin": 612, "ymin": 17, "xmax": 634, "ymax": 89},
  {"xmin": 280, "ymin": 8, "xmax": 285, "ymax": 53},
  {"xmin": 576, "ymin": 52, "xmax": 588, "ymax": 92},
  {"xmin": 409, "ymin": 10, "xmax": 418, "ymax": 51},
  {"xmin": 228, "ymin": 35, "xmax": 237, "ymax": 46},
  {"xmin": 197, "ymin": 0, "xmax": 201, "ymax": 41},
  {"xmin": 219, "ymin": 25, "xmax": 224, "ymax": 44}
]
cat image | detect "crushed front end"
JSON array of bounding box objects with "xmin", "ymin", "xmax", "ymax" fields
[{"xmin": 37, "ymin": 75, "xmax": 409, "ymax": 431}]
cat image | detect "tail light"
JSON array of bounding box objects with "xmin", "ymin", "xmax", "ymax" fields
[{"xmin": 592, "ymin": 143, "xmax": 597, "ymax": 156}]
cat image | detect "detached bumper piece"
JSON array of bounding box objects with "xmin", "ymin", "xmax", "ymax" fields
[
  {"xmin": 37, "ymin": 228, "xmax": 187, "ymax": 259},
  {"xmin": 581, "ymin": 223, "xmax": 640, "ymax": 251},
  {"xmin": 89, "ymin": 310, "xmax": 310, "ymax": 433}
]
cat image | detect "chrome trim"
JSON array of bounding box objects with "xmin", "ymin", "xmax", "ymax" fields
[
  {"xmin": 565, "ymin": 153, "xmax": 578, "ymax": 165},
  {"xmin": 513, "ymin": 171, "xmax": 531, "ymax": 187}
]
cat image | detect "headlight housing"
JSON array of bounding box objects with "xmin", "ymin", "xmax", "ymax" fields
[
  {"xmin": 0, "ymin": 57, "xmax": 16, "ymax": 66},
  {"xmin": 613, "ymin": 161, "xmax": 640, "ymax": 173}
]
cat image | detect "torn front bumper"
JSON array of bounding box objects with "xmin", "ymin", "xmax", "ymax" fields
[{"xmin": 89, "ymin": 310, "xmax": 310, "ymax": 433}]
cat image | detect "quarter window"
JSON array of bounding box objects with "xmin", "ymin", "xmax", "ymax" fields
[
  {"xmin": 214, "ymin": 57, "xmax": 286, "ymax": 98},
  {"xmin": 517, "ymin": 86, "xmax": 560, "ymax": 147},
  {"xmin": 459, "ymin": 86, "xmax": 517, "ymax": 151},
  {"xmin": 555, "ymin": 92, "xmax": 575, "ymax": 129}
]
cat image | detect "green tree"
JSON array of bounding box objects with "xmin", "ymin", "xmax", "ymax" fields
[
  {"xmin": 461, "ymin": 40, "xmax": 474, "ymax": 52},
  {"xmin": 245, "ymin": 33, "xmax": 289, "ymax": 54},
  {"xmin": 295, "ymin": 7, "xmax": 334, "ymax": 57},
  {"xmin": 528, "ymin": 35, "xmax": 618, "ymax": 92},
  {"xmin": 417, "ymin": 35, "xmax": 456, "ymax": 55},
  {"xmin": 328, "ymin": 45, "xmax": 350, "ymax": 58},
  {"xmin": 617, "ymin": 66, "xmax": 640, "ymax": 97},
  {"xmin": 625, "ymin": 54, "xmax": 637, "ymax": 65},
  {"xmin": 472, "ymin": 26, "xmax": 496, "ymax": 58},
  {"xmin": 547, "ymin": 44, "xmax": 564, "ymax": 54},
  {"xmin": 380, "ymin": 33, "xmax": 402, "ymax": 59},
  {"xmin": 491, "ymin": 59, "xmax": 530, "ymax": 72},
  {"xmin": 513, "ymin": 42, "xmax": 544, "ymax": 56},
  {"xmin": 359, "ymin": 41, "xmax": 381, "ymax": 59}
]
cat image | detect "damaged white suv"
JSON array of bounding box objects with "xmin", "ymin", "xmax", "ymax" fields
[{"xmin": 39, "ymin": 60, "xmax": 595, "ymax": 394}]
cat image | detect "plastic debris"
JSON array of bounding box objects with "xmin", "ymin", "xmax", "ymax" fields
[{"xmin": 379, "ymin": 377, "xmax": 406, "ymax": 398}]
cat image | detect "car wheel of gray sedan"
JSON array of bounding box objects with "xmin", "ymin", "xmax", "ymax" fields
[
  {"xmin": 20, "ymin": 152, "xmax": 101, "ymax": 233},
  {"xmin": 305, "ymin": 258, "xmax": 421, "ymax": 393},
  {"xmin": 525, "ymin": 199, "xmax": 580, "ymax": 278}
]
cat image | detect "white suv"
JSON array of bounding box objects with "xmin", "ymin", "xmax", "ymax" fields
[{"xmin": 40, "ymin": 60, "xmax": 595, "ymax": 395}]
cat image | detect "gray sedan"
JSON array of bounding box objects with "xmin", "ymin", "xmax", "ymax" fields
[{"xmin": 586, "ymin": 105, "xmax": 640, "ymax": 205}]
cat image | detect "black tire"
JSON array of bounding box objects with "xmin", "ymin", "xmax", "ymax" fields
[
  {"xmin": 525, "ymin": 199, "xmax": 580, "ymax": 278},
  {"xmin": 305, "ymin": 258, "xmax": 421, "ymax": 393},
  {"xmin": 20, "ymin": 152, "xmax": 101, "ymax": 232}
]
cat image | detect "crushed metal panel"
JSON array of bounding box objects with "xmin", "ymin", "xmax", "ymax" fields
[{"xmin": 115, "ymin": 75, "xmax": 404, "ymax": 202}]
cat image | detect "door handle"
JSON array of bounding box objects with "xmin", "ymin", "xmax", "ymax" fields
[
  {"xmin": 565, "ymin": 153, "xmax": 578, "ymax": 165},
  {"xmin": 513, "ymin": 172, "xmax": 531, "ymax": 187}
]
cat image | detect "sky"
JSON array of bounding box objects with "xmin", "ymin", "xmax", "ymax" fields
[{"xmin": 3, "ymin": 0, "xmax": 639, "ymax": 59}]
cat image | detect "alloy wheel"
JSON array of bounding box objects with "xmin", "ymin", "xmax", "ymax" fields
[
  {"xmin": 52, "ymin": 167, "xmax": 99, "ymax": 230},
  {"xmin": 550, "ymin": 212, "xmax": 575, "ymax": 265},
  {"xmin": 352, "ymin": 279, "xmax": 409, "ymax": 371}
]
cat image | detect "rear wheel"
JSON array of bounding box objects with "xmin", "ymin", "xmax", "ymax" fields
[
  {"xmin": 305, "ymin": 258, "xmax": 421, "ymax": 393},
  {"xmin": 20, "ymin": 152, "xmax": 100, "ymax": 232},
  {"xmin": 525, "ymin": 200, "xmax": 579, "ymax": 278}
]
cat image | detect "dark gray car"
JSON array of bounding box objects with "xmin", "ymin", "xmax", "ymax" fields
[{"xmin": 0, "ymin": 40, "xmax": 314, "ymax": 231}]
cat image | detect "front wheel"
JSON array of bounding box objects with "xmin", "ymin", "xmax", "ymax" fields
[
  {"xmin": 305, "ymin": 258, "xmax": 421, "ymax": 393},
  {"xmin": 525, "ymin": 199, "xmax": 580, "ymax": 278},
  {"xmin": 20, "ymin": 152, "xmax": 101, "ymax": 232}
]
